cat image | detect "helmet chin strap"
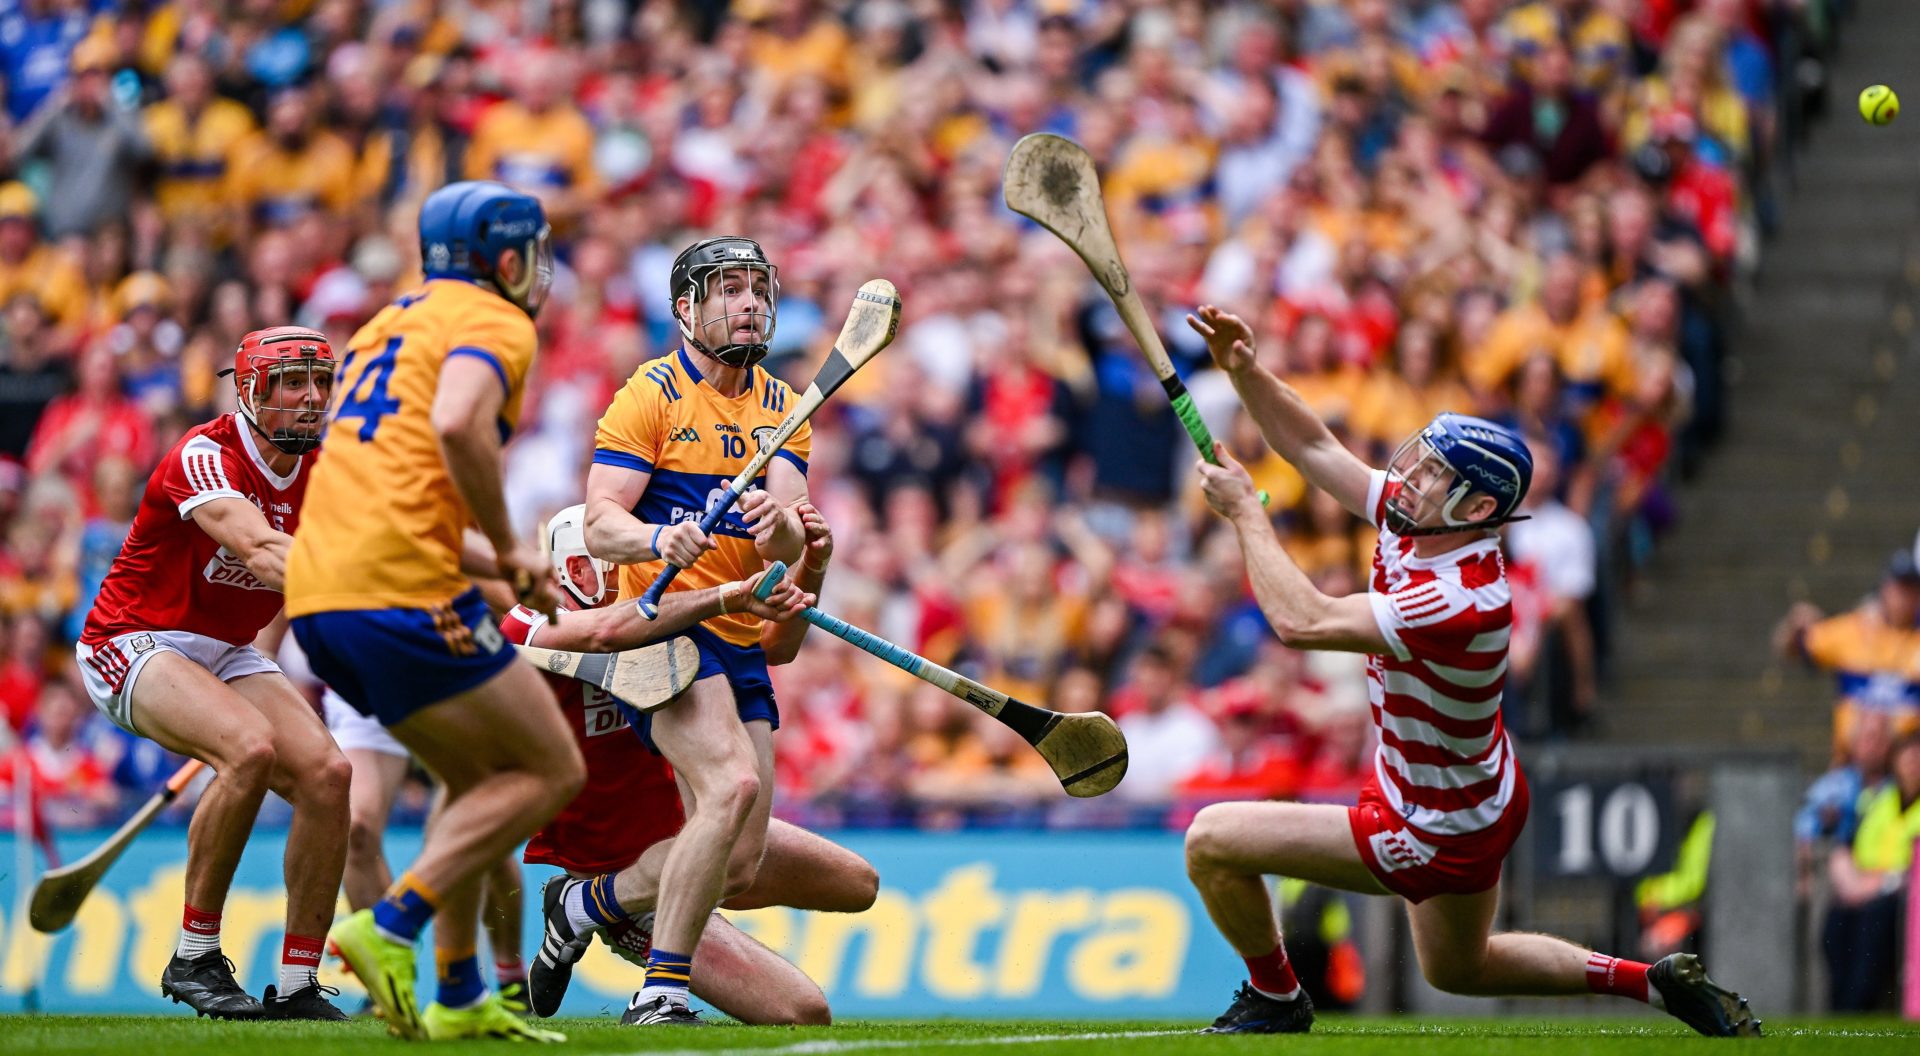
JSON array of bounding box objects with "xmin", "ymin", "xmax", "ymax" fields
[{"xmin": 239, "ymin": 378, "xmax": 322, "ymax": 455}]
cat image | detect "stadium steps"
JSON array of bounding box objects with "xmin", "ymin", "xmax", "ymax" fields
[{"xmin": 1603, "ymin": 0, "xmax": 1920, "ymax": 766}]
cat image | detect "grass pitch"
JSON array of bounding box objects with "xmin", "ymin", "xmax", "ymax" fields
[{"xmin": 6, "ymin": 1016, "xmax": 1919, "ymax": 1055}]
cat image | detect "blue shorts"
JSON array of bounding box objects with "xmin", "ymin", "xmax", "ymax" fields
[
  {"xmin": 631, "ymin": 624, "xmax": 778, "ymax": 753},
  {"xmin": 291, "ymin": 588, "xmax": 517, "ymax": 728}
]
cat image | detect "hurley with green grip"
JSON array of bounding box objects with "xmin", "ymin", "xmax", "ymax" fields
[
  {"xmin": 1002, "ymin": 132, "xmax": 1266, "ymax": 506},
  {"xmin": 755, "ymin": 561, "xmax": 1128, "ymax": 798}
]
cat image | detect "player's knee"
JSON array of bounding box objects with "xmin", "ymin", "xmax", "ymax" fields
[
  {"xmin": 306, "ymin": 750, "xmax": 353, "ymax": 805},
  {"xmin": 709, "ymin": 765, "xmax": 760, "ymax": 821},
  {"xmin": 226, "ymin": 732, "xmax": 278, "ymax": 787},
  {"xmin": 1419, "ymin": 956, "xmax": 1486, "ymax": 996},
  {"xmin": 723, "ymin": 854, "xmax": 763, "ymax": 899},
  {"xmin": 1184, "ymin": 805, "xmax": 1232, "ymax": 873},
  {"xmin": 346, "ymin": 811, "xmax": 385, "ymax": 860},
  {"xmin": 550, "ymin": 749, "xmax": 587, "ymax": 806},
  {"xmin": 781, "ymin": 990, "xmax": 831, "ymax": 1026},
  {"xmin": 843, "ymin": 858, "xmax": 880, "ymax": 912}
]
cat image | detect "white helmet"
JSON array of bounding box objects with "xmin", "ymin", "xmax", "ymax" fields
[{"xmin": 546, "ymin": 503, "xmax": 613, "ymax": 608}]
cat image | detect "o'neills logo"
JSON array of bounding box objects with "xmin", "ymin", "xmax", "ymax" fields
[{"xmin": 204, "ymin": 550, "xmax": 274, "ymax": 592}]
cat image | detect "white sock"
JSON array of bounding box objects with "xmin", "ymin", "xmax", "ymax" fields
[
  {"xmin": 1252, "ymin": 982, "xmax": 1302, "ymax": 1001},
  {"xmin": 561, "ymin": 879, "xmax": 603, "ymax": 935},
  {"xmin": 278, "ymin": 961, "xmax": 317, "ymax": 996},
  {"xmin": 635, "ymin": 982, "xmax": 689, "ymax": 1008},
  {"xmin": 178, "ymin": 922, "xmax": 221, "ymax": 959}
]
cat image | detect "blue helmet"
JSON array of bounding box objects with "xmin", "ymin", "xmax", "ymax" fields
[
  {"xmin": 419, "ymin": 181, "xmax": 554, "ymax": 317},
  {"xmin": 1383, "ymin": 413, "xmax": 1533, "ymax": 536}
]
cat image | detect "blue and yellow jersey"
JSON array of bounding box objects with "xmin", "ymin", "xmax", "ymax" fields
[
  {"xmin": 1802, "ymin": 607, "xmax": 1920, "ymax": 753},
  {"xmin": 594, "ymin": 348, "xmax": 809, "ymax": 647},
  {"xmin": 465, "ymin": 102, "xmax": 598, "ymax": 199},
  {"xmin": 143, "ymin": 96, "xmax": 256, "ymax": 232},
  {"xmin": 226, "ymin": 128, "xmax": 358, "ymax": 227},
  {"xmin": 286, "ymin": 279, "xmax": 538, "ymax": 616}
]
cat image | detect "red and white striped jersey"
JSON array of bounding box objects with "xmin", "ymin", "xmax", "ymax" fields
[
  {"xmin": 1361, "ymin": 469, "xmax": 1518, "ymax": 837},
  {"xmin": 82, "ymin": 413, "xmax": 313, "ymax": 647},
  {"xmin": 501, "ymin": 606, "xmax": 683, "ymax": 874}
]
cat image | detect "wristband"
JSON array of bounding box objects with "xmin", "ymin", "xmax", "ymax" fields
[
  {"xmin": 719, "ymin": 582, "xmax": 741, "ymax": 615},
  {"xmin": 803, "ymin": 553, "xmax": 831, "ymax": 575},
  {"xmin": 650, "ymin": 523, "xmax": 665, "ymax": 559}
]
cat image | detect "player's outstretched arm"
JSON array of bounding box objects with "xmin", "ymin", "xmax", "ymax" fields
[
  {"xmin": 433, "ymin": 354, "xmax": 560, "ymax": 615},
  {"xmin": 524, "ymin": 572, "xmax": 811, "ymax": 653},
  {"xmin": 583, "ymin": 462, "xmax": 714, "ymax": 569},
  {"xmin": 1187, "ymin": 305, "xmax": 1373, "ymax": 518},
  {"xmin": 189, "ymin": 497, "xmax": 293, "ymax": 591},
  {"xmin": 1197, "ymin": 446, "xmax": 1390, "ymax": 655},
  {"xmin": 762, "ymin": 500, "xmax": 831, "ymax": 666}
]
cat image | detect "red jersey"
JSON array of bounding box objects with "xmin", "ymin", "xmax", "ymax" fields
[
  {"xmin": 501, "ymin": 606, "xmax": 684, "ymax": 874},
  {"xmin": 1361, "ymin": 470, "xmax": 1519, "ymax": 838},
  {"xmin": 82, "ymin": 413, "xmax": 312, "ymax": 647}
]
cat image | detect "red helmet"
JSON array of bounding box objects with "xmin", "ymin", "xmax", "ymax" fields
[{"xmin": 226, "ymin": 326, "xmax": 336, "ymax": 455}]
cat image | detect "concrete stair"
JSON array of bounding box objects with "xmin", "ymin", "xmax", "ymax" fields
[{"xmin": 1604, "ymin": 0, "xmax": 1920, "ymax": 764}]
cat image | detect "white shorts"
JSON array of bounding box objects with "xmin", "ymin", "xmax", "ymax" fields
[
  {"xmin": 322, "ymin": 687, "xmax": 409, "ymax": 758},
  {"xmin": 75, "ymin": 630, "xmax": 281, "ymax": 736}
]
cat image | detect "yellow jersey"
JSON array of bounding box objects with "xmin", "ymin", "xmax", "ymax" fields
[
  {"xmin": 286, "ymin": 279, "xmax": 538, "ymax": 615},
  {"xmin": 143, "ymin": 97, "xmax": 256, "ymax": 233},
  {"xmin": 465, "ymin": 102, "xmax": 598, "ymax": 200},
  {"xmin": 594, "ymin": 348, "xmax": 810, "ymax": 647},
  {"xmin": 227, "ymin": 129, "xmax": 359, "ymax": 227}
]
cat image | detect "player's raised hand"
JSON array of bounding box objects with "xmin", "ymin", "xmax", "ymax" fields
[
  {"xmin": 656, "ymin": 520, "xmax": 716, "ymax": 569},
  {"xmin": 1196, "ymin": 442, "xmax": 1263, "ymax": 521},
  {"xmin": 739, "ymin": 487, "xmax": 803, "ymax": 556},
  {"xmin": 501, "ymin": 544, "xmax": 563, "ymax": 619},
  {"xmin": 728, "ymin": 568, "xmax": 815, "ymax": 621},
  {"xmin": 796, "ymin": 500, "xmax": 833, "ymax": 572},
  {"xmin": 1185, "ymin": 304, "xmax": 1258, "ymax": 374}
]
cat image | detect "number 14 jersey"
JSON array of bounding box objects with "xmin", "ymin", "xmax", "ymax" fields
[{"xmin": 286, "ymin": 278, "xmax": 538, "ymax": 616}]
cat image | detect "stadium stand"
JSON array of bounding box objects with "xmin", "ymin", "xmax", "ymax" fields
[{"xmin": 0, "ymin": 0, "xmax": 1859, "ymax": 832}]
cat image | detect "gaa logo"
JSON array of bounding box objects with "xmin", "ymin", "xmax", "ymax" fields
[
  {"xmin": 547, "ymin": 651, "xmax": 571, "ymax": 673},
  {"xmin": 666, "ymin": 426, "xmax": 701, "ymax": 443}
]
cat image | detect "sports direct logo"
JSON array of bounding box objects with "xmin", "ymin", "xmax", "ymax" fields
[{"xmin": 204, "ymin": 550, "xmax": 274, "ymax": 592}]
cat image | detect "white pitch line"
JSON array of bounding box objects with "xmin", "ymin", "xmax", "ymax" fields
[{"xmin": 632, "ymin": 1028, "xmax": 1193, "ymax": 1056}]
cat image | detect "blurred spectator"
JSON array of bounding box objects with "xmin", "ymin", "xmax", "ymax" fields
[
  {"xmin": 22, "ymin": 678, "xmax": 117, "ymax": 826},
  {"xmin": 1796, "ymin": 711, "xmax": 1893, "ymax": 898},
  {"xmin": 1112, "ymin": 642, "xmax": 1218, "ymax": 802},
  {"xmin": 1482, "ymin": 39, "xmax": 1609, "ymax": 188},
  {"xmin": 12, "ymin": 36, "xmax": 153, "ymax": 240},
  {"xmin": 142, "ymin": 53, "xmax": 256, "ymax": 247},
  {"xmin": 0, "ymin": 181, "xmax": 90, "ymax": 336},
  {"xmin": 1505, "ymin": 443, "xmax": 1598, "ymax": 736},
  {"xmin": 1822, "ymin": 731, "xmax": 1920, "ymax": 1012},
  {"xmin": 1776, "ymin": 550, "xmax": 1920, "ymax": 760}
]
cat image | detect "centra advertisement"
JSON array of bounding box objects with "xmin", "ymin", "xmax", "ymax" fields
[{"xmin": 1, "ymin": 831, "xmax": 1245, "ymax": 1017}]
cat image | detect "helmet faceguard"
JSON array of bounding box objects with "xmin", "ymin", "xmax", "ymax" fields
[
  {"xmin": 419, "ymin": 181, "xmax": 553, "ymax": 319},
  {"xmin": 546, "ymin": 503, "xmax": 614, "ymax": 609},
  {"xmin": 223, "ymin": 327, "xmax": 336, "ymax": 456},
  {"xmin": 496, "ymin": 221, "xmax": 554, "ymax": 317},
  {"xmin": 1383, "ymin": 414, "xmax": 1533, "ymax": 537},
  {"xmin": 670, "ymin": 237, "xmax": 779, "ymax": 369}
]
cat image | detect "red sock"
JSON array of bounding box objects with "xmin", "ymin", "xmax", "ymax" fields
[
  {"xmin": 280, "ymin": 933, "xmax": 325, "ymax": 994},
  {"xmin": 1584, "ymin": 952, "xmax": 1651, "ymax": 1003},
  {"xmin": 178, "ymin": 904, "xmax": 221, "ymax": 958},
  {"xmin": 496, "ymin": 957, "xmax": 526, "ymax": 986},
  {"xmin": 1244, "ymin": 944, "xmax": 1301, "ymax": 999}
]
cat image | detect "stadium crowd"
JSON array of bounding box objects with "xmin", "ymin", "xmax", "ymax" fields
[{"xmin": 0, "ymin": 0, "xmax": 1847, "ymax": 830}]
